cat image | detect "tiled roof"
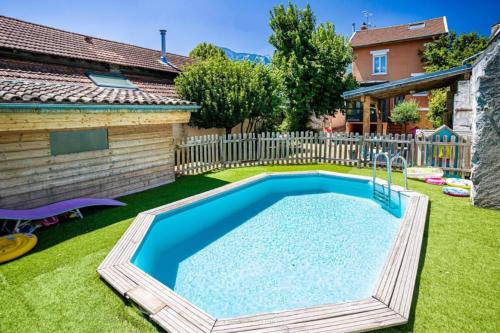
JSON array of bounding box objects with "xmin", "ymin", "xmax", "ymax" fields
[
  {"xmin": 350, "ymin": 17, "xmax": 448, "ymax": 48},
  {"xmin": 0, "ymin": 15, "xmax": 194, "ymax": 73},
  {"xmin": 0, "ymin": 79, "xmax": 195, "ymax": 106},
  {"xmin": 0, "ymin": 58, "xmax": 179, "ymax": 98}
]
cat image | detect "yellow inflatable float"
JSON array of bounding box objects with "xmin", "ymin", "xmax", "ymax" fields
[
  {"xmin": 407, "ymin": 167, "xmax": 444, "ymax": 180},
  {"xmin": 0, "ymin": 233, "xmax": 37, "ymax": 264}
]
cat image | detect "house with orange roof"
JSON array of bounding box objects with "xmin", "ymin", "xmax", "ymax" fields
[{"xmin": 346, "ymin": 17, "xmax": 448, "ymax": 134}]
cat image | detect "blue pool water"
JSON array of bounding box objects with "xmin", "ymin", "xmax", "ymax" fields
[{"xmin": 133, "ymin": 174, "xmax": 406, "ymax": 318}]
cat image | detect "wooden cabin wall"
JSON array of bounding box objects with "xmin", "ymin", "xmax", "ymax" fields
[{"xmin": 0, "ymin": 124, "xmax": 175, "ymax": 209}]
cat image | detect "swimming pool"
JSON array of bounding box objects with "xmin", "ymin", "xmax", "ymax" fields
[
  {"xmin": 99, "ymin": 171, "xmax": 428, "ymax": 333},
  {"xmin": 133, "ymin": 173, "xmax": 406, "ymax": 318}
]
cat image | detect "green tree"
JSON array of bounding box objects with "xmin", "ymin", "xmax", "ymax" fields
[
  {"xmin": 422, "ymin": 32, "xmax": 488, "ymax": 126},
  {"xmin": 189, "ymin": 42, "xmax": 227, "ymax": 61},
  {"xmin": 427, "ymin": 88, "xmax": 448, "ymax": 127},
  {"xmin": 389, "ymin": 100, "xmax": 420, "ymax": 133},
  {"xmin": 422, "ymin": 32, "xmax": 488, "ymax": 72},
  {"xmin": 175, "ymin": 56, "xmax": 281, "ymax": 134},
  {"xmin": 269, "ymin": 2, "xmax": 353, "ymax": 131},
  {"xmin": 310, "ymin": 22, "xmax": 357, "ymax": 116}
]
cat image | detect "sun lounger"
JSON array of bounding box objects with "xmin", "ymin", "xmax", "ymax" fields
[{"xmin": 0, "ymin": 198, "xmax": 126, "ymax": 233}]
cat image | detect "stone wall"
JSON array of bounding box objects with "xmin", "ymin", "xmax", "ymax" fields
[
  {"xmin": 470, "ymin": 35, "xmax": 500, "ymax": 209},
  {"xmin": 453, "ymin": 80, "xmax": 473, "ymax": 132}
]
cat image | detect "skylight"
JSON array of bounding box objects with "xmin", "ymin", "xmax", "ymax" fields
[
  {"xmin": 408, "ymin": 22, "xmax": 426, "ymax": 30},
  {"xmin": 87, "ymin": 72, "xmax": 137, "ymax": 89}
]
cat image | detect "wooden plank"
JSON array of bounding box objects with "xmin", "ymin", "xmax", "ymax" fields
[
  {"xmin": 389, "ymin": 196, "xmax": 428, "ymax": 318},
  {"xmin": 214, "ymin": 307, "xmax": 403, "ymax": 333},
  {"xmin": 152, "ymin": 307, "xmax": 210, "ymax": 333},
  {"xmin": 373, "ymin": 196, "xmax": 419, "ymax": 303},
  {"xmin": 0, "ymin": 111, "xmax": 191, "ymax": 131},
  {"xmin": 118, "ymin": 263, "xmax": 216, "ymax": 331},
  {"xmin": 212, "ymin": 299, "xmax": 382, "ymax": 332},
  {"xmin": 98, "ymin": 266, "xmax": 137, "ymax": 296}
]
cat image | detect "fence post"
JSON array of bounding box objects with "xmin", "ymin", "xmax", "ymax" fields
[
  {"xmin": 256, "ymin": 132, "xmax": 261, "ymax": 164},
  {"xmin": 357, "ymin": 133, "xmax": 363, "ymax": 168},
  {"xmin": 219, "ymin": 134, "xmax": 225, "ymax": 167}
]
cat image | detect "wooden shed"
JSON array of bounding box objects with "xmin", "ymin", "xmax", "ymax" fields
[
  {"xmin": 0, "ymin": 90, "xmax": 197, "ymax": 209},
  {"xmin": 0, "ymin": 16, "xmax": 198, "ymax": 208}
]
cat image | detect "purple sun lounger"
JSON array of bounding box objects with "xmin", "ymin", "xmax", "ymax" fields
[{"xmin": 0, "ymin": 198, "xmax": 126, "ymax": 233}]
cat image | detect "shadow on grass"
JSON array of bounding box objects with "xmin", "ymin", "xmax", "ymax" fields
[
  {"xmin": 374, "ymin": 200, "xmax": 431, "ymax": 333},
  {"xmin": 31, "ymin": 174, "xmax": 229, "ymax": 253}
]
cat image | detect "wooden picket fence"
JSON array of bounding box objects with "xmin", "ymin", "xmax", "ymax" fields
[{"xmin": 175, "ymin": 132, "xmax": 472, "ymax": 176}]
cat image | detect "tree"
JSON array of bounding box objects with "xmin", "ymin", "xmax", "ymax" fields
[
  {"xmin": 422, "ymin": 32, "xmax": 488, "ymax": 72},
  {"xmin": 245, "ymin": 63, "xmax": 284, "ymax": 133},
  {"xmin": 427, "ymin": 88, "xmax": 448, "ymax": 127},
  {"xmin": 422, "ymin": 32, "xmax": 488, "ymax": 126},
  {"xmin": 389, "ymin": 100, "xmax": 420, "ymax": 133},
  {"xmin": 189, "ymin": 42, "xmax": 227, "ymax": 61},
  {"xmin": 175, "ymin": 56, "xmax": 281, "ymax": 134},
  {"xmin": 310, "ymin": 22, "xmax": 357, "ymax": 116},
  {"xmin": 269, "ymin": 2, "xmax": 353, "ymax": 131}
]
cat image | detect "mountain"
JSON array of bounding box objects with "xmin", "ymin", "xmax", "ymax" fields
[{"xmin": 219, "ymin": 47, "xmax": 271, "ymax": 65}]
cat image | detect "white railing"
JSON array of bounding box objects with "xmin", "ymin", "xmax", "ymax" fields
[{"xmin": 175, "ymin": 132, "xmax": 472, "ymax": 176}]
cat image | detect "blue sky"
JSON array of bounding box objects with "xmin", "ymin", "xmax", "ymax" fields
[{"xmin": 2, "ymin": 0, "xmax": 498, "ymax": 56}]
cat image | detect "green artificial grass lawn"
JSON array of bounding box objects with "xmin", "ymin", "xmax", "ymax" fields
[{"xmin": 0, "ymin": 164, "xmax": 499, "ymax": 333}]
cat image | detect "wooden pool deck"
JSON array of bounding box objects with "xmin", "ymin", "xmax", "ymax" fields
[{"xmin": 98, "ymin": 171, "xmax": 429, "ymax": 333}]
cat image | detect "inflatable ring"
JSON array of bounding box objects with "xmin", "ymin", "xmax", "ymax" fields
[
  {"xmin": 425, "ymin": 177, "xmax": 446, "ymax": 185},
  {"xmin": 446, "ymin": 178, "xmax": 472, "ymax": 189},
  {"xmin": 443, "ymin": 186, "xmax": 469, "ymax": 197},
  {"xmin": 0, "ymin": 233, "xmax": 37, "ymax": 264},
  {"xmin": 407, "ymin": 167, "xmax": 444, "ymax": 180}
]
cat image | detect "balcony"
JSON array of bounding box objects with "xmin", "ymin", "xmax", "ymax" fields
[{"xmin": 346, "ymin": 108, "xmax": 388, "ymax": 123}]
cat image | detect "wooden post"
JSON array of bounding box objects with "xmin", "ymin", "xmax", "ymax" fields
[
  {"xmin": 376, "ymin": 98, "xmax": 383, "ymax": 135},
  {"xmin": 362, "ymin": 95, "xmax": 371, "ymax": 134}
]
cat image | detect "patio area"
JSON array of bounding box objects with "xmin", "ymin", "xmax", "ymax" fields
[{"xmin": 0, "ymin": 164, "xmax": 498, "ymax": 333}]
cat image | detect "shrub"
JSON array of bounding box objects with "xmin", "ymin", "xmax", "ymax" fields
[
  {"xmin": 428, "ymin": 88, "xmax": 448, "ymax": 127},
  {"xmin": 390, "ymin": 99, "xmax": 420, "ymax": 133}
]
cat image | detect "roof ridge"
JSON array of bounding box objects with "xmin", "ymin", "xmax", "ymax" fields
[
  {"xmin": 0, "ymin": 15, "xmax": 192, "ymax": 60},
  {"xmin": 356, "ymin": 16, "xmax": 445, "ymax": 33}
]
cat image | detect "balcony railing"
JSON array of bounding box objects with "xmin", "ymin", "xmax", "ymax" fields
[{"xmin": 346, "ymin": 107, "xmax": 388, "ymax": 123}]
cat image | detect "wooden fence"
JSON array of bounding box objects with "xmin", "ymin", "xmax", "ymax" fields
[{"xmin": 175, "ymin": 132, "xmax": 471, "ymax": 176}]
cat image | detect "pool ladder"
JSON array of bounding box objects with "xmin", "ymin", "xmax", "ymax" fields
[{"xmin": 372, "ymin": 152, "xmax": 408, "ymax": 207}]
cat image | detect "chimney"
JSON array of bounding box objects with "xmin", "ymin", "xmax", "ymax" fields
[
  {"xmin": 360, "ymin": 22, "xmax": 368, "ymax": 30},
  {"xmin": 352, "ymin": 23, "xmax": 356, "ymax": 33},
  {"xmin": 160, "ymin": 29, "xmax": 168, "ymax": 64}
]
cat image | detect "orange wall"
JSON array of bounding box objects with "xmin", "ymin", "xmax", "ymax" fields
[
  {"xmin": 352, "ymin": 38, "xmax": 432, "ymax": 82},
  {"xmin": 351, "ymin": 37, "xmax": 434, "ymax": 131}
]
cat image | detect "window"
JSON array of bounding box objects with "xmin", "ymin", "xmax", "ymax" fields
[
  {"xmin": 370, "ymin": 49, "xmax": 388, "ymax": 75},
  {"xmin": 87, "ymin": 72, "xmax": 137, "ymax": 89},
  {"xmin": 50, "ymin": 129, "xmax": 109, "ymax": 156},
  {"xmin": 408, "ymin": 22, "xmax": 425, "ymax": 30}
]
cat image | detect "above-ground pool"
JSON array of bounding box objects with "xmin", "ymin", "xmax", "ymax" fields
[
  {"xmin": 99, "ymin": 171, "xmax": 428, "ymax": 333},
  {"xmin": 133, "ymin": 173, "xmax": 406, "ymax": 318}
]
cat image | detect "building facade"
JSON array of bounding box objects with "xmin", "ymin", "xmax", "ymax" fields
[{"xmin": 347, "ymin": 17, "xmax": 448, "ymax": 134}]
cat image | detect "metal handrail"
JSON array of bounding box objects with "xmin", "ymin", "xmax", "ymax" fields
[
  {"xmin": 390, "ymin": 155, "xmax": 408, "ymax": 190},
  {"xmin": 373, "ymin": 152, "xmax": 391, "ymax": 207}
]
